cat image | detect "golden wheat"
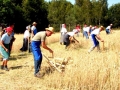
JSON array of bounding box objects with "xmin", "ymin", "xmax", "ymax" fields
[{"xmin": 0, "ymin": 30, "xmax": 120, "ymax": 90}]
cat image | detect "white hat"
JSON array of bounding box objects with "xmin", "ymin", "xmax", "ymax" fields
[{"xmin": 26, "ymin": 25, "xmax": 31, "ymax": 30}]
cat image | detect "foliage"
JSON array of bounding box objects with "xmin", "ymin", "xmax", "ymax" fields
[
  {"xmin": 47, "ymin": 0, "xmax": 73, "ymax": 31},
  {"xmin": 0, "ymin": 0, "xmax": 120, "ymax": 33},
  {"xmin": 108, "ymin": 3, "xmax": 120, "ymax": 28},
  {"xmin": 0, "ymin": 0, "xmax": 15, "ymax": 23},
  {"xmin": 22, "ymin": 0, "xmax": 48, "ymax": 31}
]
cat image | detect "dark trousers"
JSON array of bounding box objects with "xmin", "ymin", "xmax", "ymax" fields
[
  {"xmin": 9, "ymin": 36, "xmax": 15, "ymax": 55},
  {"xmin": 63, "ymin": 34, "xmax": 70, "ymax": 48},
  {"xmin": 20, "ymin": 38, "xmax": 28, "ymax": 51},
  {"xmin": 106, "ymin": 29, "xmax": 110, "ymax": 34}
]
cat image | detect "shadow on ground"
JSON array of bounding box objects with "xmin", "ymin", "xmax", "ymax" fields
[
  {"xmin": 9, "ymin": 52, "xmax": 32, "ymax": 60},
  {"xmin": 10, "ymin": 65, "xmax": 22, "ymax": 70},
  {"xmin": 0, "ymin": 72, "xmax": 4, "ymax": 74},
  {"xmin": 41, "ymin": 66, "xmax": 55, "ymax": 75}
]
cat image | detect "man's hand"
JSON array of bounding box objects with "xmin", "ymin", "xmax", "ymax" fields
[
  {"xmin": 5, "ymin": 48, "xmax": 8, "ymax": 52},
  {"xmin": 49, "ymin": 50, "xmax": 54, "ymax": 58},
  {"xmin": 101, "ymin": 40, "xmax": 104, "ymax": 42},
  {"xmin": 49, "ymin": 49, "xmax": 53, "ymax": 53}
]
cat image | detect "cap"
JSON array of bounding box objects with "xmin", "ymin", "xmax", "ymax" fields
[{"xmin": 6, "ymin": 27, "xmax": 13, "ymax": 32}]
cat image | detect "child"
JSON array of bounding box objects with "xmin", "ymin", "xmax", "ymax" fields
[{"xmin": 0, "ymin": 27, "xmax": 13, "ymax": 71}]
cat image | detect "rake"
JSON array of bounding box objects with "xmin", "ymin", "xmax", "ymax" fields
[{"xmin": 43, "ymin": 54, "xmax": 62, "ymax": 73}]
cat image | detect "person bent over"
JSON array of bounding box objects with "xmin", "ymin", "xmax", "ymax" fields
[
  {"xmin": 106, "ymin": 24, "xmax": 113, "ymax": 34},
  {"xmin": 88, "ymin": 26, "xmax": 104, "ymax": 53},
  {"xmin": 31, "ymin": 27, "xmax": 54, "ymax": 78},
  {"xmin": 63, "ymin": 30, "xmax": 79, "ymax": 49}
]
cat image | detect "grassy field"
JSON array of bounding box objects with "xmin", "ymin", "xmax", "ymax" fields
[{"xmin": 0, "ymin": 30, "xmax": 120, "ymax": 90}]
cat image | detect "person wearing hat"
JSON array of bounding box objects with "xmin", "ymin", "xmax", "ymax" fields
[
  {"xmin": 63, "ymin": 30, "xmax": 79, "ymax": 49},
  {"xmin": 8, "ymin": 23, "xmax": 15, "ymax": 56},
  {"xmin": 106, "ymin": 24, "xmax": 113, "ymax": 34},
  {"xmin": 31, "ymin": 22, "xmax": 37, "ymax": 38},
  {"xmin": 75, "ymin": 24, "xmax": 81, "ymax": 37},
  {"xmin": 0, "ymin": 27, "xmax": 13, "ymax": 71},
  {"xmin": 20, "ymin": 25, "xmax": 31, "ymax": 52},
  {"xmin": 83, "ymin": 24, "xmax": 89, "ymax": 39},
  {"xmin": 31, "ymin": 27, "xmax": 54, "ymax": 78},
  {"xmin": 60, "ymin": 24, "xmax": 67, "ymax": 45},
  {"xmin": 88, "ymin": 26, "xmax": 104, "ymax": 53}
]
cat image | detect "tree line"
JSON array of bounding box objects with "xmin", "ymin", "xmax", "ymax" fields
[{"xmin": 0, "ymin": 0, "xmax": 120, "ymax": 33}]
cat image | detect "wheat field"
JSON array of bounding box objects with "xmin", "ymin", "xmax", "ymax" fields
[{"xmin": 0, "ymin": 30, "xmax": 120, "ymax": 90}]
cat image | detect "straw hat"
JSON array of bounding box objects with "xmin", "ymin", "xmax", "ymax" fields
[
  {"xmin": 100, "ymin": 26, "xmax": 104, "ymax": 30},
  {"xmin": 32, "ymin": 22, "xmax": 37, "ymax": 25},
  {"xmin": 45, "ymin": 27, "xmax": 54, "ymax": 33}
]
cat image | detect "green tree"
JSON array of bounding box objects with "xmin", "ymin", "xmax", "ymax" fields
[
  {"xmin": 22, "ymin": 0, "xmax": 48, "ymax": 30},
  {"xmin": 47, "ymin": 0, "xmax": 73, "ymax": 31},
  {"xmin": 91, "ymin": 0, "xmax": 108, "ymax": 26},
  {"xmin": 108, "ymin": 3, "xmax": 120, "ymax": 27},
  {"xmin": 0, "ymin": 0, "xmax": 15, "ymax": 23},
  {"xmin": 81, "ymin": 0, "xmax": 92, "ymax": 25},
  {"xmin": 75, "ymin": 0, "xmax": 83, "ymax": 7}
]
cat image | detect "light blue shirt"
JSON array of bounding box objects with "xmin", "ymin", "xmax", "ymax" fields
[
  {"xmin": 1, "ymin": 33, "xmax": 11, "ymax": 44},
  {"xmin": 31, "ymin": 26, "xmax": 37, "ymax": 35}
]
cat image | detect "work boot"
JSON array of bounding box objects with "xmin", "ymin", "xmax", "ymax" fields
[
  {"xmin": 34, "ymin": 73, "xmax": 44, "ymax": 78},
  {"xmin": 1, "ymin": 65, "xmax": 4, "ymax": 70},
  {"xmin": 60, "ymin": 42, "xmax": 62, "ymax": 45},
  {"xmin": 4, "ymin": 65, "xmax": 9, "ymax": 71}
]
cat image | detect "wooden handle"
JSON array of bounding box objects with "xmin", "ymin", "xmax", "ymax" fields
[{"xmin": 102, "ymin": 42, "xmax": 104, "ymax": 50}]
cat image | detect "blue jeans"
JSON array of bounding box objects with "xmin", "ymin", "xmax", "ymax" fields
[
  {"xmin": 31, "ymin": 41, "xmax": 42, "ymax": 75},
  {"xmin": 83, "ymin": 31, "xmax": 89, "ymax": 39},
  {"xmin": 91, "ymin": 34, "xmax": 99, "ymax": 47},
  {"xmin": 88, "ymin": 34, "xmax": 100, "ymax": 52},
  {"xmin": 106, "ymin": 29, "xmax": 110, "ymax": 34},
  {"xmin": 34, "ymin": 59, "xmax": 42, "ymax": 75}
]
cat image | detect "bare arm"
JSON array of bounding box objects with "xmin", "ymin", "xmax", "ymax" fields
[
  {"xmin": 0, "ymin": 41, "xmax": 8, "ymax": 52},
  {"xmin": 31, "ymin": 30, "xmax": 34, "ymax": 38},
  {"xmin": 0, "ymin": 31, "xmax": 5, "ymax": 37},
  {"xmin": 73, "ymin": 36, "xmax": 79, "ymax": 43},
  {"xmin": 41, "ymin": 41, "xmax": 53, "ymax": 57},
  {"xmin": 96, "ymin": 35, "xmax": 104, "ymax": 42},
  {"xmin": 110, "ymin": 28, "xmax": 113, "ymax": 33},
  {"xmin": 41, "ymin": 41, "xmax": 53, "ymax": 53}
]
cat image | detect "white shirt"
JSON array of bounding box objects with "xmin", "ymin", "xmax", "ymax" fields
[
  {"xmin": 83, "ymin": 27, "xmax": 89, "ymax": 32},
  {"xmin": 106, "ymin": 26, "xmax": 111, "ymax": 29},
  {"xmin": 31, "ymin": 26, "xmax": 36, "ymax": 31},
  {"xmin": 90, "ymin": 28, "xmax": 100, "ymax": 35},
  {"xmin": 67, "ymin": 32, "xmax": 75, "ymax": 36},
  {"xmin": 24, "ymin": 30, "xmax": 30, "ymax": 38},
  {"xmin": 60, "ymin": 28, "xmax": 67, "ymax": 35}
]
